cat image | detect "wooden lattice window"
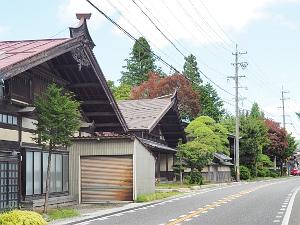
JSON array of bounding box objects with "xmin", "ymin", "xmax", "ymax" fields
[{"xmin": 0, "ymin": 161, "xmax": 19, "ymax": 210}]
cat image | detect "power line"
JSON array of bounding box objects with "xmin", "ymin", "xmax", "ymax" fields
[
  {"xmin": 140, "ymin": 0, "xmax": 232, "ymax": 79},
  {"xmin": 131, "ymin": 0, "xmax": 186, "ymax": 58},
  {"xmin": 130, "ymin": 0, "xmax": 234, "ymax": 96},
  {"xmin": 85, "ymin": 0, "xmax": 179, "ymax": 73},
  {"xmin": 187, "ymin": 0, "xmax": 233, "ymax": 50},
  {"xmin": 198, "ymin": 0, "xmax": 236, "ymax": 45},
  {"xmin": 105, "ymin": 0, "xmax": 182, "ymax": 68},
  {"xmin": 86, "ymin": 0, "xmax": 237, "ymax": 120},
  {"xmin": 94, "ymin": 0, "xmax": 234, "ymax": 97},
  {"xmin": 175, "ymin": 0, "xmax": 231, "ymax": 54}
]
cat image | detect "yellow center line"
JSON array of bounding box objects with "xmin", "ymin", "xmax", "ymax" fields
[{"xmin": 166, "ymin": 183, "xmax": 273, "ymax": 225}]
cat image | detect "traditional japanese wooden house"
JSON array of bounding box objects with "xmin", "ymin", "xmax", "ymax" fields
[
  {"xmin": 0, "ymin": 13, "xmax": 128, "ymax": 210},
  {"xmin": 68, "ymin": 93, "xmax": 186, "ymax": 203},
  {"xmin": 117, "ymin": 93, "xmax": 186, "ymax": 181}
]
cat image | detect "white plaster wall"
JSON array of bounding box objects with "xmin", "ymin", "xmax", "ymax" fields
[
  {"xmin": 22, "ymin": 117, "xmax": 36, "ymax": 130},
  {"xmin": 0, "ymin": 128, "xmax": 18, "ymax": 141},
  {"xmin": 21, "ymin": 131, "xmax": 37, "ymax": 144}
]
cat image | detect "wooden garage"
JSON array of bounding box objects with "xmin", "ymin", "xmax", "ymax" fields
[{"xmin": 80, "ymin": 155, "xmax": 133, "ymax": 202}]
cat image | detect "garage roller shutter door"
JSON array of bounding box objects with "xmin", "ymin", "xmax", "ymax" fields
[{"xmin": 81, "ymin": 155, "xmax": 133, "ymax": 202}]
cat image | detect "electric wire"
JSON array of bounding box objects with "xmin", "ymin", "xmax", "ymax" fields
[
  {"xmin": 86, "ymin": 0, "xmax": 235, "ymax": 98},
  {"xmin": 187, "ymin": 0, "xmax": 233, "ymax": 51},
  {"xmin": 175, "ymin": 0, "xmax": 231, "ymax": 54},
  {"xmin": 105, "ymin": 0, "xmax": 183, "ymax": 68}
]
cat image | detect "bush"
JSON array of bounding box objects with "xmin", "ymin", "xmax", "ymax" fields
[
  {"xmin": 240, "ymin": 166, "xmax": 251, "ymax": 180},
  {"xmin": 0, "ymin": 210, "xmax": 47, "ymax": 225},
  {"xmin": 184, "ymin": 170, "xmax": 203, "ymax": 185},
  {"xmin": 257, "ymin": 168, "xmax": 270, "ymax": 177},
  {"xmin": 269, "ymin": 169, "xmax": 279, "ymax": 178}
]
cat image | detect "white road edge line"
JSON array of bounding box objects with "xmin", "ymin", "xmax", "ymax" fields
[{"xmin": 281, "ymin": 186, "xmax": 300, "ymax": 225}]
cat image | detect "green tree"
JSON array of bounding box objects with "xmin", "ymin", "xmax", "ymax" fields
[
  {"xmin": 114, "ymin": 83, "xmax": 132, "ymax": 100},
  {"xmin": 185, "ymin": 116, "xmax": 229, "ymax": 155},
  {"xmin": 177, "ymin": 116, "xmax": 229, "ymax": 183},
  {"xmin": 250, "ymin": 102, "xmax": 264, "ymax": 119},
  {"xmin": 183, "ymin": 54, "xmax": 202, "ymax": 86},
  {"xmin": 285, "ymin": 134, "xmax": 297, "ymax": 160},
  {"xmin": 121, "ymin": 37, "xmax": 158, "ymax": 86},
  {"xmin": 182, "ymin": 55, "xmax": 224, "ymax": 121},
  {"xmin": 240, "ymin": 104, "xmax": 269, "ymax": 176},
  {"xmin": 108, "ymin": 80, "xmax": 131, "ymax": 100},
  {"xmin": 199, "ymin": 83, "xmax": 225, "ymax": 122},
  {"xmin": 34, "ymin": 84, "xmax": 81, "ymax": 212},
  {"xmin": 177, "ymin": 141, "xmax": 215, "ymax": 184}
]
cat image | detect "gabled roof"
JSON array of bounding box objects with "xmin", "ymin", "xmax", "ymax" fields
[
  {"xmin": 0, "ymin": 39, "xmax": 71, "ymax": 73},
  {"xmin": 118, "ymin": 92, "xmax": 186, "ymax": 148},
  {"xmin": 0, "ymin": 13, "xmax": 128, "ymax": 133},
  {"xmin": 117, "ymin": 97, "xmax": 174, "ymax": 131}
]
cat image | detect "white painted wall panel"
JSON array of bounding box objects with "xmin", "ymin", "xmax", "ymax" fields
[
  {"xmin": 22, "ymin": 117, "xmax": 36, "ymax": 130},
  {"xmin": 134, "ymin": 139, "xmax": 155, "ymax": 197},
  {"xmin": 0, "ymin": 128, "xmax": 18, "ymax": 141}
]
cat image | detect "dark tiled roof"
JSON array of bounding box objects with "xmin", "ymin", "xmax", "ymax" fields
[
  {"xmin": 0, "ymin": 39, "xmax": 71, "ymax": 71},
  {"xmin": 138, "ymin": 138, "xmax": 177, "ymax": 152},
  {"xmin": 117, "ymin": 98, "xmax": 173, "ymax": 130},
  {"xmin": 214, "ymin": 152, "xmax": 232, "ymax": 161}
]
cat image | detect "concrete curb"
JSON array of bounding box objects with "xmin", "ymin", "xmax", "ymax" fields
[
  {"xmin": 49, "ymin": 177, "xmax": 294, "ymax": 224},
  {"xmin": 49, "ymin": 182, "xmax": 237, "ymax": 225}
]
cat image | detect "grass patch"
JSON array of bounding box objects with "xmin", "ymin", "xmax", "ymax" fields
[
  {"xmin": 156, "ymin": 181, "xmax": 212, "ymax": 189},
  {"xmin": 156, "ymin": 182, "xmax": 192, "ymax": 189},
  {"xmin": 47, "ymin": 208, "xmax": 80, "ymax": 221},
  {"xmin": 136, "ymin": 191, "xmax": 181, "ymax": 203}
]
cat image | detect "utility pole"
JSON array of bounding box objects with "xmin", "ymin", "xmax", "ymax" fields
[
  {"xmin": 279, "ymin": 86, "xmax": 290, "ymax": 175},
  {"xmin": 280, "ymin": 86, "xmax": 289, "ymax": 130},
  {"xmin": 228, "ymin": 44, "xmax": 248, "ymax": 182}
]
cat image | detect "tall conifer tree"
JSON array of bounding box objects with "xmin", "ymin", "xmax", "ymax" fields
[{"xmin": 121, "ymin": 37, "xmax": 157, "ymax": 86}]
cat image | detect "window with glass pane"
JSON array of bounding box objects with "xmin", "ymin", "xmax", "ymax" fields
[
  {"xmin": 2, "ymin": 114, "xmax": 7, "ymax": 123},
  {"xmin": 33, "ymin": 152, "xmax": 41, "ymax": 194},
  {"xmin": 25, "ymin": 152, "xmax": 33, "ymax": 195},
  {"xmin": 63, "ymin": 155, "xmax": 69, "ymax": 192},
  {"xmin": 55, "ymin": 155, "xmax": 62, "ymax": 193},
  {"xmin": 12, "ymin": 117, "xmax": 17, "ymax": 125},
  {"xmin": 7, "ymin": 115, "xmax": 12, "ymax": 124},
  {"xmin": 0, "ymin": 114, "xmax": 2, "ymax": 123}
]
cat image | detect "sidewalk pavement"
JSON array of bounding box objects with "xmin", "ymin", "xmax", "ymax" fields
[{"xmin": 49, "ymin": 182, "xmax": 237, "ymax": 225}]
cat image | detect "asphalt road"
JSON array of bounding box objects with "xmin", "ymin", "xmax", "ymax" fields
[{"xmin": 75, "ymin": 177, "xmax": 300, "ymax": 225}]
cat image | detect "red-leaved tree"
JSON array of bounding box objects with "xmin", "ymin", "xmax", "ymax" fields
[
  {"xmin": 264, "ymin": 119, "xmax": 288, "ymax": 175},
  {"xmin": 131, "ymin": 72, "xmax": 200, "ymax": 120}
]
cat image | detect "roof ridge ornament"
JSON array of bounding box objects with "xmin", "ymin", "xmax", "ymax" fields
[
  {"xmin": 69, "ymin": 13, "xmax": 95, "ymax": 49},
  {"xmin": 70, "ymin": 13, "xmax": 94, "ymax": 70}
]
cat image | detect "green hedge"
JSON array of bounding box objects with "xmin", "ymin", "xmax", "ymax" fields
[
  {"xmin": 240, "ymin": 166, "xmax": 251, "ymax": 180},
  {"xmin": 257, "ymin": 168, "xmax": 270, "ymax": 177},
  {"xmin": 0, "ymin": 210, "xmax": 47, "ymax": 225}
]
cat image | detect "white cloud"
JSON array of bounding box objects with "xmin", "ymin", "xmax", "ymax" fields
[
  {"xmin": 273, "ymin": 14, "xmax": 298, "ymax": 30},
  {"xmin": 57, "ymin": 0, "xmax": 294, "ymax": 48}
]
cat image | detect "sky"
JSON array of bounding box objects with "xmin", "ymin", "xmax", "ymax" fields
[{"xmin": 1, "ymin": 0, "xmax": 300, "ymax": 138}]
